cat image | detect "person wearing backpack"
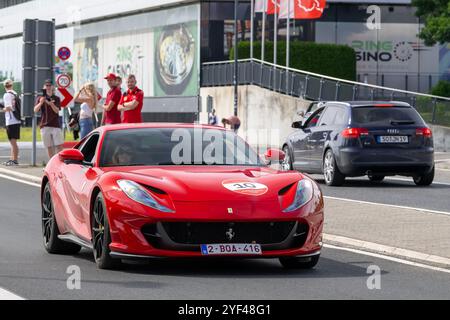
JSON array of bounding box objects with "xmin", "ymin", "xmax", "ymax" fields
[{"xmin": 1, "ymin": 79, "xmax": 21, "ymax": 166}]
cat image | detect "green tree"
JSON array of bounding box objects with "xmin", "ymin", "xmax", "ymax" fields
[{"xmin": 412, "ymin": 0, "xmax": 450, "ymax": 45}]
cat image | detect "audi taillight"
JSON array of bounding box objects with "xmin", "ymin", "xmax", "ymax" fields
[
  {"xmin": 341, "ymin": 128, "xmax": 369, "ymax": 139},
  {"xmin": 416, "ymin": 127, "xmax": 432, "ymax": 138}
]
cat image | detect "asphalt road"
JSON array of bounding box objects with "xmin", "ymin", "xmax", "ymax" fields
[
  {"xmin": 0, "ymin": 179, "xmax": 449, "ymax": 300},
  {"xmin": 315, "ymin": 175, "xmax": 450, "ymax": 213}
]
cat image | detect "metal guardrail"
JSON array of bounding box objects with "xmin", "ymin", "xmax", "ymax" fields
[{"xmin": 201, "ymin": 58, "xmax": 450, "ymax": 127}]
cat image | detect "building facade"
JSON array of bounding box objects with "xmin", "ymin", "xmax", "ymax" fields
[{"xmin": 0, "ymin": 0, "xmax": 448, "ymax": 122}]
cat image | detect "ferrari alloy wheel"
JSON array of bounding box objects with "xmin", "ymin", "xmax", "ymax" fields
[
  {"xmin": 279, "ymin": 254, "xmax": 320, "ymax": 270},
  {"xmin": 323, "ymin": 150, "xmax": 345, "ymax": 186},
  {"xmin": 92, "ymin": 192, "xmax": 121, "ymax": 269},
  {"xmin": 281, "ymin": 146, "xmax": 293, "ymax": 171},
  {"xmin": 42, "ymin": 182, "xmax": 81, "ymax": 254}
]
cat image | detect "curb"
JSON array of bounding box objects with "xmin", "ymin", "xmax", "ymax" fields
[
  {"xmin": 0, "ymin": 167, "xmax": 42, "ymax": 184},
  {"xmin": 324, "ymin": 234, "xmax": 450, "ymax": 270}
]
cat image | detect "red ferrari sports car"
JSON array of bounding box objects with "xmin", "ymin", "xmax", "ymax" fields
[{"xmin": 41, "ymin": 123, "xmax": 324, "ymax": 269}]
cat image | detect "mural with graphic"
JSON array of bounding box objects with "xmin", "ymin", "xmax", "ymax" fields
[
  {"xmin": 153, "ymin": 21, "xmax": 198, "ymax": 97},
  {"xmin": 74, "ymin": 37, "xmax": 99, "ymax": 90}
]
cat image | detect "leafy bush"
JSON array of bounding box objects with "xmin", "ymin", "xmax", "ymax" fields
[
  {"xmin": 230, "ymin": 40, "xmax": 357, "ymax": 81},
  {"xmin": 431, "ymin": 80, "xmax": 450, "ymax": 98}
]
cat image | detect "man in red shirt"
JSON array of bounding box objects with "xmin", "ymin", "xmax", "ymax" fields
[
  {"xmin": 101, "ymin": 73, "xmax": 122, "ymax": 125},
  {"xmin": 118, "ymin": 74, "xmax": 144, "ymax": 124}
]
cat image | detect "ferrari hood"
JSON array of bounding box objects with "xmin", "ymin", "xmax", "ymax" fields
[{"xmin": 107, "ymin": 166, "xmax": 303, "ymax": 202}]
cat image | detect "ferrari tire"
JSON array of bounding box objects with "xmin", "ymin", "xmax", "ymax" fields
[
  {"xmin": 368, "ymin": 175, "xmax": 385, "ymax": 182},
  {"xmin": 279, "ymin": 255, "xmax": 320, "ymax": 270},
  {"xmin": 42, "ymin": 182, "xmax": 82, "ymax": 255},
  {"xmin": 413, "ymin": 166, "xmax": 435, "ymax": 186},
  {"xmin": 323, "ymin": 150, "xmax": 345, "ymax": 186},
  {"xmin": 91, "ymin": 192, "xmax": 122, "ymax": 270}
]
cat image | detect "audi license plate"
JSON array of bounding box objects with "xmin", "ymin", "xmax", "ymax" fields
[
  {"xmin": 201, "ymin": 244, "xmax": 262, "ymax": 256},
  {"xmin": 377, "ymin": 136, "xmax": 409, "ymax": 144}
]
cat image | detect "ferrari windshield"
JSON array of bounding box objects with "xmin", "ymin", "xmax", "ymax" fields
[{"xmin": 100, "ymin": 128, "xmax": 264, "ymax": 167}]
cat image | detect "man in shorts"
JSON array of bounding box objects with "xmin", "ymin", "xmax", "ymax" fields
[
  {"xmin": 34, "ymin": 79, "xmax": 64, "ymax": 159},
  {"xmin": 1, "ymin": 79, "xmax": 21, "ymax": 166}
]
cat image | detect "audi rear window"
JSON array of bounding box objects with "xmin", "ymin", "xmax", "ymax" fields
[{"xmin": 351, "ymin": 106, "xmax": 424, "ymax": 126}]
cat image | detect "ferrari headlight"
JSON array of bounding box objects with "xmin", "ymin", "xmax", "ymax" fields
[
  {"xmin": 283, "ymin": 179, "xmax": 314, "ymax": 213},
  {"xmin": 117, "ymin": 180, "xmax": 174, "ymax": 213}
]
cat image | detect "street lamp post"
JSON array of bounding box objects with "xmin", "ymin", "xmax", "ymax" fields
[{"xmin": 233, "ymin": 0, "xmax": 238, "ymax": 117}]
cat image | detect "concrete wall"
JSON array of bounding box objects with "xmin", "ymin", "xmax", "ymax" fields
[
  {"xmin": 200, "ymin": 85, "xmax": 450, "ymax": 152},
  {"xmin": 430, "ymin": 125, "xmax": 450, "ymax": 152},
  {"xmin": 200, "ymin": 85, "xmax": 310, "ymax": 150}
]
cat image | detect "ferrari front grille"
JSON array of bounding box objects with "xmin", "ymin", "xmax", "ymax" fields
[{"xmin": 160, "ymin": 221, "xmax": 297, "ymax": 245}]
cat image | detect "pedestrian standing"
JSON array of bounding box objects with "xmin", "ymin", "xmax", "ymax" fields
[
  {"xmin": 222, "ymin": 115, "xmax": 241, "ymax": 133},
  {"xmin": 118, "ymin": 75, "xmax": 144, "ymax": 124},
  {"xmin": 1, "ymin": 79, "xmax": 21, "ymax": 166},
  {"xmin": 74, "ymin": 82, "xmax": 98, "ymax": 139},
  {"xmin": 208, "ymin": 109, "xmax": 218, "ymax": 125},
  {"xmin": 34, "ymin": 79, "xmax": 64, "ymax": 159},
  {"xmin": 101, "ymin": 73, "xmax": 122, "ymax": 125}
]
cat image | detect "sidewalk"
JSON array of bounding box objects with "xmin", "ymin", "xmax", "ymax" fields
[{"xmin": 1, "ymin": 165, "xmax": 449, "ymax": 268}]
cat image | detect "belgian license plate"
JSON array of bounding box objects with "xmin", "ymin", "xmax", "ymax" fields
[
  {"xmin": 378, "ymin": 136, "xmax": 409, "ymax": 144},
  {"xmin": 201, "ymin": 244, "xmax": 262, "ymax": 256}
]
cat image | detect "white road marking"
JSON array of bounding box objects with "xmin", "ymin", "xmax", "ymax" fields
[
  {"xmin": 324, "ymin": 244, "xmax": 450, "ymax": 274},
  {"xmin": 324, "ymin": 196, "xmax": 450, "ymax": 217},
  {"xmin": 384, "ymin": 177, "xmax": 450, "ymax": 186},
  {"xmin": 0, "ymin": 174, "xmax": 40, "ymax": 188},
  {"xmin": 0, "ymin": 287, "xmax": 25, "ymax": 300}
]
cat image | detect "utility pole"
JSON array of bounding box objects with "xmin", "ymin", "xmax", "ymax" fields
[{"xmin": 233, "ymin": 0, "xmax": 239, "ymax": 116}]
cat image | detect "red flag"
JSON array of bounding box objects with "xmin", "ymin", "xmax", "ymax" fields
[
  {"xmin": 267, "ymin": 0, "xmax": 280, "ymax": 15},
  {"xmin": 280, "ymin": 0, "xmax": 326, "ymax": 19}
]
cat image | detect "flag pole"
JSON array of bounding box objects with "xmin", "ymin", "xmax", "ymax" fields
[
  {"xmin": 233, "ymin": 0, "xmax": 239, "ymax": 117},
  {"xmin": 273, "ymin": 0, "xmax": 278, "ymax": 89},
  {"xmin": 261, "ymin": 0, "xmax": 266, "ymax": 62},
  {"xmin": 250, "ymin": 0, "xmax": 254, "ymax": 59},
  {"xmin": 286, "ymin": 0, "xmax": 291, "ymax": 94}
]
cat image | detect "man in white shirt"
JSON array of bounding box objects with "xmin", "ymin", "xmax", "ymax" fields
[{"xmin": 2, "ymin": 79, "xmax": 21, "ymax": 166}]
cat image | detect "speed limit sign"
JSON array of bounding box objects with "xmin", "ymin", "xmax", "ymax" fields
[{"xmin": 56, "ymin": 74, "xmax": 72, "ymax": 89}]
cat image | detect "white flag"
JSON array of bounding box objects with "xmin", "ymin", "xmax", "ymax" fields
[
  {"xmin": 279, "ymin": 0, "xmax": 294, "ymax": 19},
  {"xmin": 255, "ymin": 0, "xmax": 266, "ymax": 13}
]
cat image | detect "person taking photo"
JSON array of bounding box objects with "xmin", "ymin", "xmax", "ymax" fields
[{"xmin": 34, "ymin": 79, "xmax": 63, "ymax": 159}]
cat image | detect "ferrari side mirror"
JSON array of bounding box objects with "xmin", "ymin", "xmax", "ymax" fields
[{"xmin": 59, "ymin": 149, "xmax": 84, "ymax": 164}]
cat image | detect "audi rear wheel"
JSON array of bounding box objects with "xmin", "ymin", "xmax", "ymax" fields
[
  {"xmin": 414, "ymin": 166, "xmax": 434, "ymax": 186},
  {"xmin": 323, "ymin": 150, "xmax": 345, "ymax": 186}
]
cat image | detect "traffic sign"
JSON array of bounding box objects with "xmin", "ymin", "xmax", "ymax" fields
[
  {"xmin": 56, "ymin": 74, "xmax": 72, "ymax": 89},
  {"xmin": 58, "ymin": 46, "xmax": 71, "ymax": 61},
  {"xmin": 58, "ymin": 87, "xmax": 74, "ymax": 108}
]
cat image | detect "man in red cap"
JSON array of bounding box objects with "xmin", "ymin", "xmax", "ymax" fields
[
  {"xmin": 118, "ymin": 75, "xmax": 144, "ymax": 124},
  {"xmin": 101, "ymin": 73, "xmax": 122, "ymax": 125}
]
